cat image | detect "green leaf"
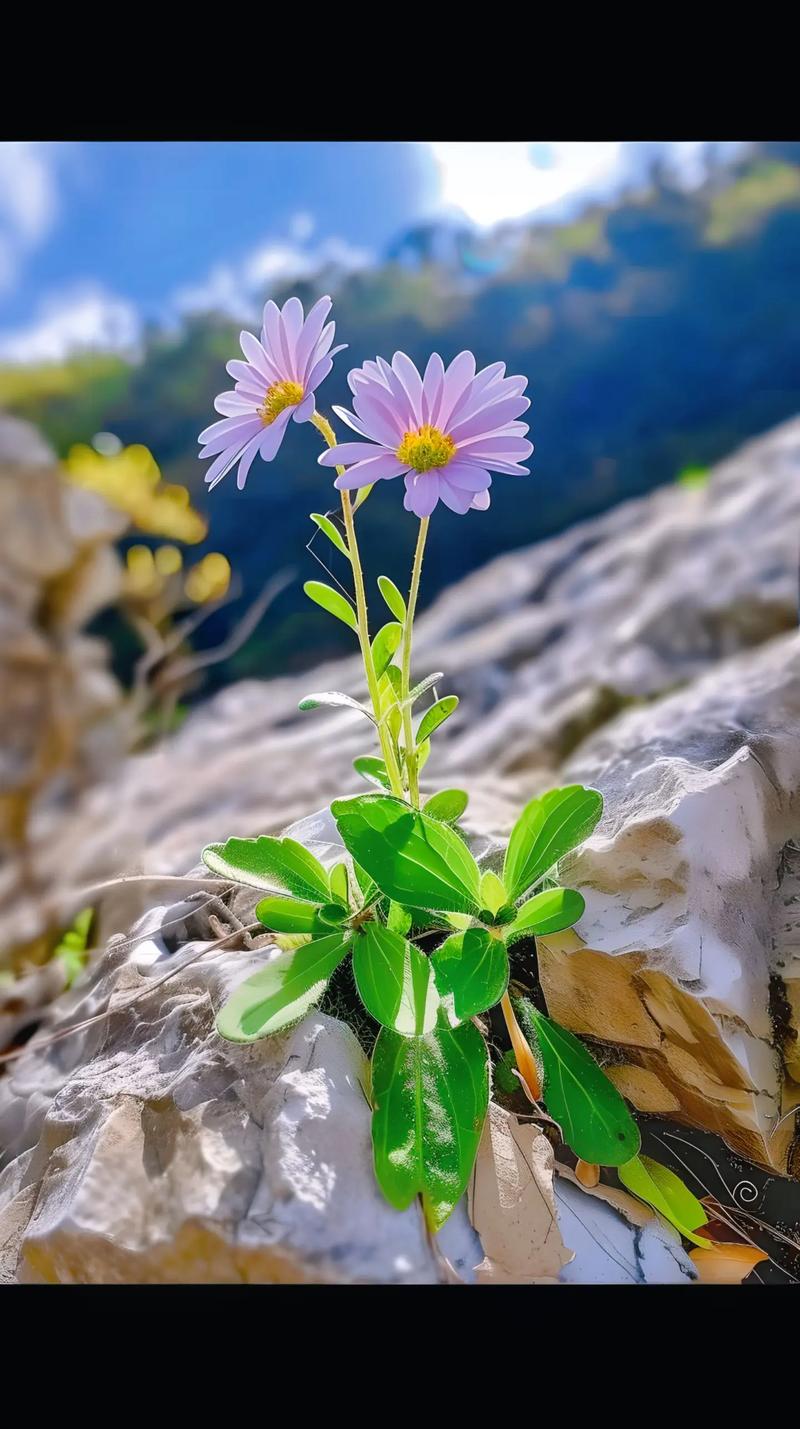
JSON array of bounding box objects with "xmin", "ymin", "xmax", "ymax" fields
[
  {"xmin": 354, "ymin": 483, "xmax": 373, "ymax": 511},
  {"xmin": 316, "ymin": 902, "xmax": 350, "ymax": 926},
  {"xmin": 517, "ymin": 1001, "xmax": 640, "ymax": 1166},
  {"xmin": 507, "ymin": 887, "xmax": 586, "ymax": 940},
  {"xmin": 494, "ymin": 1048, "xmax": 521, "ymax": 1096},
  {"xmin": 378, "ymin": 666, "xmax": 403, "ymax": 740},
  {"xmin": 310, "ymin": 512, "xmax": 350, "ymax": 561},
  {"xmin": 352, "ymin": 924, "xmax": 439, "ymax": 1036},
  {"xmin": 480, "ymin": 870, "xmax": 507, "ymax": 917},
  {"xmin": 402, "ymin": 672, "xmax": 443, "ymax": 711},
  {"xmin": 416, "ymin": 695, "xmax": 458, "ymax": 746},
  {"xmin": 432, "ymin": 928, "xmax": 509, "ymax": 1024},
  {"xmin": 416, "ymin": 738, "xmax": 431, "ymax": 774},
  {"xmin": 377, "ymin": 574, "xmax": 406, "ymax": 623},
  {"xmin": 329, "ymin": 862, "xmax": 349, "ymax": 906},
  {"xmin": 328, "ymin": 857, "xmax": 350, "ymax": 903},
  {"xmin": 371, "ymin": 622, "xmax": 402, "ymax": 680},
  {"xmin": 353, "ymin": 755, "xmax": 391, "ymax": 791},
  {"xmin": 216, "ymin": 934, "xmax": 351, "ymax": 1042},
  {"xmin": 303, "ymin": 580, "xmax": 358, "ymax": 631},
  {"xmin": 422, "ymin": 789, "xmax": 469, "ymax": 823},
  {"xmin": 202, "ymin": 835, "xmax": 331, "ymax": 902},
  {"xmin": 54, "ymin": 906, "xmax": 94, "ymax": 988},
  {"xmin": 353, "ymin": 861, "xmax": 380, "ymax": 906},
  {"xmin": 387, "ymin": 901, "xmax": 412, "ymax": 935},
  {"xmin": 331, "ymin": 794, "xmax": 482, "ymax": 915},
  {"xmin": 503, "ymin": 785, "xmax": 603, "ymax": 901},
  {"xmin": 255, "ymin": 896, "xmax": 329, "ymax": 934},
  {"xmin": 371, "ymin": 1019, "xmax": 490, "ymax": 1229},
  {"xmin": 618, "ymin": 1156, "xmax": 713, "ymax": 1248},
  {"xmin": 298, "ymin": 690, "xmax": 374, "ymax": 722}
]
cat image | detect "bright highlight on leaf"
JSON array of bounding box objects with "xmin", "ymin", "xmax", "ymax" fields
[
  {"xmin": 298, "ymin": 690, "xmax": 374, "ymax": 721},
  {"xmin": 332, "ymin": 794, "xmax": 482, "ymax": 915},
  {"xmin": 202, "ymin": 835, "xmax": 331, "ymax": 902},
  {"xmin": 503, "ymin": 785, "xmax": 603, "ymax": 901},
  {"xmin": 416, "ymin": 695, "xmax": 458, "ymax": 746},
  {"xmin": 329, "ymin": 862, "xmax": 349, "ymax": 905},
  {"xmin": 303, "ymin": 580, "xmax": 358, "ymax": 631},
  {"xmin": 377, "ymin": 575, "xmax": 406, "ymax": 623},
  {"xmin": 479, "ymin": 870, "xmax": 507, "ymax": 917},
  {"xmin": 618, "ymin": 1155, "xmax": 713, "ymax": 1248},
  {"xmin": 507, "ymin": 886, "xmax": 585, "ymax": 939},
  {"xmin": 371, "ymin": 622, "xmax": 402, "ymax": 679},
  {"xmin": 216, "ymin": 934, "xmax": 351, "ymax": 1042},
  {"xmin": 310, "ymin": 512, "xmax": 350, "ymax": 560}
]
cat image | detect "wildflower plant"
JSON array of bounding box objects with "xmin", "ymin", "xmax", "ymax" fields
[{"xmin": 198, "ymin": 296, "xmax": 718, "ymax": 1248}]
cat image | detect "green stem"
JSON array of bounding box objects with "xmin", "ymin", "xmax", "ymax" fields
[
  {"xmin": 400, "ymin": 516, "xmax": 429, "ymax": 808},
  {"xmin": 311, "ymin": 410, "xmax": 404, "ymax": 798}
]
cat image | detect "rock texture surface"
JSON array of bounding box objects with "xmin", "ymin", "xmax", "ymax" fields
[
  {"xmin": 0, "ymin": 891, "xmax": 482, "ymax": 1285},
  {"xmin": 542, "ymin": 631, "xmax": 800, "ymax": 1170},
  {"xmin": 8, "ymin": 415, "xmax": 798, "ymax": 949},
  {"xmin": 0, "ymin": 865, "xmax": 695, "ymax": 1285},
  {"xmin": 0, "ymin": 416, "xmax": 129, "ymax": 956}
]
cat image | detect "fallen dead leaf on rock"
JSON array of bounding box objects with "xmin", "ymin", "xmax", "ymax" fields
[
  {"xmin": 689, "ymin": 1242, "xmax": 770, "ymax": 1284},
  {"xmin": 468, "ymin": 1101, "xmax": 573, "ymax": 1283}
]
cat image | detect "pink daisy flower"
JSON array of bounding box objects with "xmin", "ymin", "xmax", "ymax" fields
[
  {"xmin": 198, "ymin": 295, "xmax": 346, "ymax": 491},
  {"xmin": 318, "ymin": 351, "xmax": 532, "ymax": 516}
]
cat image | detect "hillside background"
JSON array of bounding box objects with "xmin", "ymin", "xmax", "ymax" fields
[{"xmin": 2, "ymin": 139, "xmax": 800, "ymax": 688}]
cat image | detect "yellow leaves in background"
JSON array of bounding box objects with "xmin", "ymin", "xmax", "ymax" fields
[
  {"xmin": 184, "ymin": 552, "xmax": 231, "ymax": 605},
  {"xmin": 64, "ymin": 442, "xmax": 207, "ymax": 544},
  {"xmin": 124, "ymin": 544, "xmax": 230, "ymax": 609}
]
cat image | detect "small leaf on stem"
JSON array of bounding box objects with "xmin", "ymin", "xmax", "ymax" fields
[
  {"xmin": 377, "ymin": 575, "xmax": 406, "ymax": 623},
  {"xmin": 303, "ymin": 580, "xmax": 358, "ymax": 631}
]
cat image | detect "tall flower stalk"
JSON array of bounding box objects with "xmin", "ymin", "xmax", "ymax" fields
[
  {"xmin": 310, "ymin": 410, "xmax": 404, "ymax": 798},
  {"xmin": 400, "ymin": 516, "xmax": 429, "ymax": 807}
]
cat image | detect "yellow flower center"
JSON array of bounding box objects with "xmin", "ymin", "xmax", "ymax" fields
[
  {"xmin": 258, "ymin": 379, "xmax": 304, "ymax": 426},
  {"xmin": 396, "ymin": 423, "xmax": 456, "ymax": 473}
]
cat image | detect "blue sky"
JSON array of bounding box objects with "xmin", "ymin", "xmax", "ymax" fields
[{"xmin": 0, "ymin": 141, "xmax": 749, "ymax": 364}]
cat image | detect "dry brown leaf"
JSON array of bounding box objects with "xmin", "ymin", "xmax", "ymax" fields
[
  {"xmin": 555, "ymin": 1161, "xmax": 655, "ymax": 1228},
  {"xmin": 689, "ymin": 1242, "xmax": 770, "ymax": 1284},
  {"xmin": 468, "ymin": 1101, "xmax": 573, "ymax": 1283}
]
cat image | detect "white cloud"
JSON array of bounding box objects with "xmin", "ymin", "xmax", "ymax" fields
[
  {"xmin": 0, "ymin": 141, "xmax": 68, "ymax": 294},
  {"xmin": 425, "ymin": 141, "xmax": 754, "ymax": 229},
  {"xmin": 172, "ymin": 232, "xmax": 373, "ymax": 322},
  {"xmin": 289, "ymin": 210, "xmax": 315, "ymax": 243},
  {"xmin": 0, "ymin": 284, "xmax": 141, "ymax": 364},
  {"xmin": 428, "ymin": 142, "xmax": 623, "ymax": 227}
]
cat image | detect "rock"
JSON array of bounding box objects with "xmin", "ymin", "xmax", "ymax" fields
[
  {"xmin": 555, "ymin": 1178, "xmax": 696, "ymax": 1285},
  {"xmin": 538, "ymin": 629, "xmax": 800, "ymax": 1171},
  {"xmin": 8, "ymin": 416, "xmax": 800, "ymax": 958},
  {"xmin": 0, "ymin": 419, "xmax": 130, "ymax": 881},
  {"xmin": 0, "ymin": 881, "xmax": 696, "ymax": 1286},
  {"xmin": 0, "ymin": 893, "xmax": 480, "ymax": 1284},
  {"xmin": 0, "ymin": 413, "xmax": 55, "ymax": 467}
]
